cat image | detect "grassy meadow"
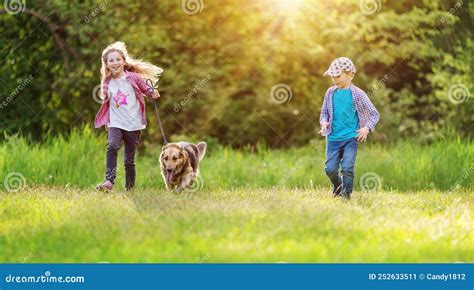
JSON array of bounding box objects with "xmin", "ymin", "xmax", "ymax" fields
[
  {"xmin": 0, "ymin": 128, "xmax": 472, "ymax": 262},
  {"xmin": 0, "ymin": 187, "xmax": 472, "ymax": 263},
  {"xmin": 1, "ymin": 127, "xmax": 472, "ymax": 191}
]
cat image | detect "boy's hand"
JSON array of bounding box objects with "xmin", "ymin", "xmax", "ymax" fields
[
  {"xmin": 319, "ymin": 122, "xmax": 330, "ymax": 135},
  {"xmin": 152, "ymin": 91, "xmax": 160, "ymax": 99},
  {"xmin": 356, "ymin": 126, "xmax": 369, "ymax": 142}
]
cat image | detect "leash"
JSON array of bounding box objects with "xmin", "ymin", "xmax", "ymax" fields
[
  {"xmin": 152, "ymin": 99, "xmax": 168, "ymax": 145},
  {"xmin": 146, "ymin": 75, "xmax": 168, "ymax": 145}
]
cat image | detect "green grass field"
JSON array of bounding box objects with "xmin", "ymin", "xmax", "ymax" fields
[
  {"xmin": 0, "ymin": 129, "xmax": 472, "ymax": 262},
  {"xmin": 0, "ymin": 187, "xmax": 472, "ymax": 262}
]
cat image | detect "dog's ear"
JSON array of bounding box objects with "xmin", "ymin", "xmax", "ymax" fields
[{"xmin": 197, "ymin": 142, "xmax": 207, "ymax": 161}]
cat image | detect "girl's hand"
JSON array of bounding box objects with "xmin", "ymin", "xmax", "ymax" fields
[
  {"xmin": 319, "ymin": 122, "xmax": 330, "ymax": 135},
  {"xmin": 356, "ymin": 126, "xmax": 369, "ymax": 142},
  {"xmin": 152, "ymin": 91, "xmax": 160, "ymax": 99}
]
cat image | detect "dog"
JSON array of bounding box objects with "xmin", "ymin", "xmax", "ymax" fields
[{"xmin": 160, "ymin": 141, "xmax": 206, "ymax": 191}]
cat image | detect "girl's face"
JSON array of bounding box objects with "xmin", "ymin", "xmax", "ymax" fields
[
  {"xmin": 106, "ymin": 51, "xmax": 125, "ymax": 77},
  {"xmin": 331, "ymin": 72, "xmax": 353, "ymax": 89}
]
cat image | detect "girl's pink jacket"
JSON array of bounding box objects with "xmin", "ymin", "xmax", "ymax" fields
[{"xmin": 94, "ymin": 70, "xmax": 153, "ymax": 128}]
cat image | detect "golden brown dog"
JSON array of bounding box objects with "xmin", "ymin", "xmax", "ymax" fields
[{"xmin": 160, "ymin": 141, "xmax": 206, "ymax": 191}]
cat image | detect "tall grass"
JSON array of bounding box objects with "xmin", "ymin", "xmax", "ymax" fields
[{"xmin": 1, "ymin": 127, "xmax": 472, "ymax": 191}]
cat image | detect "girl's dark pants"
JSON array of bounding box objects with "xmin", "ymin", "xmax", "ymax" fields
[{"xmin": 105, "ymin": 127, "xmax": 141, "ymax": 190}]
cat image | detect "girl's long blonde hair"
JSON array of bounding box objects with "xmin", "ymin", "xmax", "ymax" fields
[{"xmin": 100, "ymin": 41, "xmax": 163, "ymax": 100}]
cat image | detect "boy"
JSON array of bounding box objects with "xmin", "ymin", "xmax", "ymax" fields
[{"xmin": 319, "ymin": 57, "xmax": 380, "ymax": 199}]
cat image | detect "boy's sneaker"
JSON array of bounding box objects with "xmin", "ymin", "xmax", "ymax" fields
[
  {"xmin": 96, "ymin": 180, "xmax": 113, "ymax": 191},
  {"xmin": 340, "ymin": 189, "xmax": 351, "ymax": 201}
]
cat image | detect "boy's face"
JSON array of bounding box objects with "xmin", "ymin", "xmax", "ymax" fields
[
  {"xmin": 331, "ymin": 71, "xmax": 354, "ymax": 89},
  {"xmin": 106, "ymin": 51, "xmax": 125, "ymax": 76}
]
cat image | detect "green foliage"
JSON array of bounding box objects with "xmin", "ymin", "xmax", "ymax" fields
[{"xmin": 0, "ymin": 0, "xmax": 472, "ymax": 146}]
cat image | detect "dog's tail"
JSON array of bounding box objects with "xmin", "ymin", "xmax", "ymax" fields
[{"xmin": 197, "ymin": 142, "xmax": 207, "ymax": 161}]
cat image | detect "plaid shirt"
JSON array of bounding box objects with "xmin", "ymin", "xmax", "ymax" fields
[
  {"xmin": 319, "ymin": 83, "xmax": 380, "ymax": 136},
  {"xmin": 94, "ymin": 70, "xmax": 153, "ymax": 128}
]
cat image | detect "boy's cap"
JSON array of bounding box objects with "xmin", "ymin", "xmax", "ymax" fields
[{"xmin": 323, "ymin": 57, "xmax": 357, "ymax": 76}]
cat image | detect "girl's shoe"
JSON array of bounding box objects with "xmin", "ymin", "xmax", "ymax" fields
[{"xmin": 96, "ymin": 180, "xmax": 113, "ymax": 191}]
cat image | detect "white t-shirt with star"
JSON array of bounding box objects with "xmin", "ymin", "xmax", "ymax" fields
[{"xmin": 108, "ymin": 76, "xmax": 146, "ymax": 131}]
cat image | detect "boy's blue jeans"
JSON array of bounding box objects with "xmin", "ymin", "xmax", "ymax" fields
[{"xmin": 325, "ymin": 137, "xmax": 359, "ymax": 198}]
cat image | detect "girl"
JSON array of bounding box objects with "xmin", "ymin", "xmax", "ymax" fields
[{"xmin": 94, "ymin": 41, "xmax": 162, "ymax": 191}]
